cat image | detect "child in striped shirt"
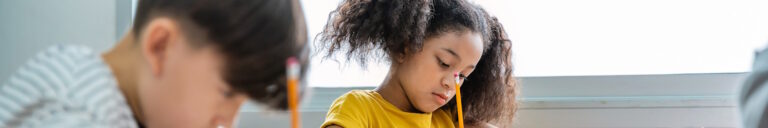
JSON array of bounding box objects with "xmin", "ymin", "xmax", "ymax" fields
[{"xmin": 0, "ymin": 0, "xmax": 309, "ymax": 127}]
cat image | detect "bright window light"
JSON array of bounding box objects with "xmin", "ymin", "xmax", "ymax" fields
[{"xmin": 303, "ymin": 0, "xmax": 768, "ymax": 87}]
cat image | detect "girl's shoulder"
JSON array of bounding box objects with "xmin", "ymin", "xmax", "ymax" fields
[
  {"xmin": 431, "ymin": 108, "xmax": 457, "ymax": 127},
  {"xmin": 322, "ymin": 90, "xmax": 377, "ymax": 128},
  {"xmin": 330, "ymin": 90, "xmax": 377, "ymax": 107}
]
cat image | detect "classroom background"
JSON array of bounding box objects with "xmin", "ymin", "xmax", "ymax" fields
[{"xmin": 2, "ymin": 0, "xmax": 768, "ymax": 127}]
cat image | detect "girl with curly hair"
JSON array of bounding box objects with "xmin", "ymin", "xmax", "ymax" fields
[{"xmin": 318, "ymin": 0, "xmax": 517, "ymax": 127}]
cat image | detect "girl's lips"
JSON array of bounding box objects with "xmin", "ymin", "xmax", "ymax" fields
[{"xmin": 433, "ymin": 93, "xmax": 449, "ymax": 104}]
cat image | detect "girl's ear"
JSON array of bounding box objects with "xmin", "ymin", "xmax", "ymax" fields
[
  {"xmin": 394, "ymin": 44, "xmax": 413, "ymax": 63},
  {"xmin": 395, "ymin": 54, "xmax": 406, "ymax": 63}
]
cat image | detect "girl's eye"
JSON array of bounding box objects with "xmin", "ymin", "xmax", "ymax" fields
[
  {"xmin": 459, "ymin": 74, "xmax": 467, "ymax": 79},
  {"xmin": 437, "ymin": 57, "xmax": 450, "ymax": 68}
]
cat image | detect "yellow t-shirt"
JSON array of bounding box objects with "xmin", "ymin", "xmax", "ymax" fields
[{"xmin": 321, "ymin": 90, "xmax": 456, "ymax": 128}]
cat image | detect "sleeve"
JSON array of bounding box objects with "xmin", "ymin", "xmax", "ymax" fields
[
  {"xmin": 0, "ymin": 45, "xmax": 112, "ymax": 128},
  {"xmin": 320, "ymin": 92, "xmax": 367, "ymax": 128}
]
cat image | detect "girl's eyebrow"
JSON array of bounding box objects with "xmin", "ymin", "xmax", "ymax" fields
[
  {"xmin": 442, "ymin": 48, "xmax": 460, "ymax": 60},
  {"xmin": 442, "ymin": 48, "xmax": 476, "ymax": 69}
]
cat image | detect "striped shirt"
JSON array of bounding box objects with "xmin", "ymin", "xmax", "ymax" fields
[{"xmin": 0, "ymin": 45, "xmax": 138, "ymax": 128}]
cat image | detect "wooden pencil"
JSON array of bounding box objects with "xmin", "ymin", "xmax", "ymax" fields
[{"xmin": 454, "ymin": 72, "xmax": 464, "ymax": 128}]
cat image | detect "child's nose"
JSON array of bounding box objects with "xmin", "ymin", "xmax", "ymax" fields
[
  {"xmin": 442, "ymin": 73, "xmax": 457, "ymax": 90},
  {"xmin": 441, "ymin": 78, "xmax": 451, "ymax": 90}
]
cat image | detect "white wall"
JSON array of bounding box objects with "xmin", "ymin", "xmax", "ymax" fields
[{"xmin": 0, "ymin": 0, "xmax": 133, "ymax": 80}]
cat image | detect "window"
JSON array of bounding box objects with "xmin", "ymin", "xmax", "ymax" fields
[{"xmin": 303, "ymin": 0, "xmax": 768, "ymax": 87}]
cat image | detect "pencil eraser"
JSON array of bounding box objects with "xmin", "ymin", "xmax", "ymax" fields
[
  {"xmin": 286, "ymin": 57, "xmax": 298, "ymax": 65},
  {"xmin": 454, "ymin": 72, "xmax": 459, "ymax": 77},
  {"xmin": 286, "ymin": 57, "xmax": 300, "ymax": 78}
]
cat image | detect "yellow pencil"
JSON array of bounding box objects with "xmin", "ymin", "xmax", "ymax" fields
[
  {"xmin": 454, "ymin": 72, "xmax": 464, "ymax": 128},
  {"xmin": 286, "ymin": 57, "xmax": 301, "ymax": 128}
]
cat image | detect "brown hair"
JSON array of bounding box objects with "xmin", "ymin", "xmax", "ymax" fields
[
  {"xmin": 319, "ymin": 0, "xmax": 517, "ymax": 126},
  {"xmin": 132, "ymin": 0, "xmax": 309, "ymax": 110}
]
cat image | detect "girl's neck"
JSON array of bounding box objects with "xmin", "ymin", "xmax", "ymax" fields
[{"xmin": 374, "ymin": 65, "xmax": 421, "ymax": 113}]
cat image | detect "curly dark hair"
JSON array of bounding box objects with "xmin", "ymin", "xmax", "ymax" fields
[
  {"xmin": 319, "ymin": 0, "xmax": 517, "ymax": 126},
  {"xmin": 132, "ymin": 0, "xmax": 310, "ymax": 110}
]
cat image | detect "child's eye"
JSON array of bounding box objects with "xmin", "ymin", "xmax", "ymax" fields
[
  {"xmin": 458, "ymin": 74, "xmax": 468, "ymax": 81},
  {"xmin": 221, "ymin": 88, "xmax": 237, "ymax": 98},
  {"xmin": 459, "ymin": 74, "xmax": 467, "ymax": 79},
  {"xmin": 437, "ymin": 57, "xmax": 450, "ymax": 68},
  {"xmin": 225, "ymin": 91, "xmax": 236, "ymax": 98}
]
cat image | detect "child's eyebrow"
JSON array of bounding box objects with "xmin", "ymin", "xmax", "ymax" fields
[
  {"xmin": 442, "ymin": 48, "xmax": 460, "ymax": 60},
  {"xmin": 442, "ymin": 48, "xmax": 476, "ymax": 69}
]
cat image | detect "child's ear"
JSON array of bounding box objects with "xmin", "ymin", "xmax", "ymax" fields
[
  {"xmin": 395, "ymin": 54, "xmax": 406, "ymax": 63},
  {"xmin": 139, "ymin": 17, "xmax": 181, "ymax": 76},
  {"xmin": 394, "ymin": 46, "xmax": 412, "ymax": 63}
]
